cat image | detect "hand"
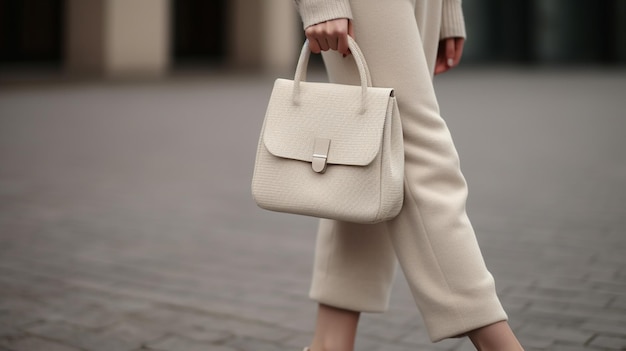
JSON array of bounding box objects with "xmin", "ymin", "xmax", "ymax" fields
[
  {"xmin": 435, "ymin": 37, "xmax": 465, "ymax": 75},
  {"xmin": 305, "ymin": 18, "xmax": 355, "ymax": 56}
]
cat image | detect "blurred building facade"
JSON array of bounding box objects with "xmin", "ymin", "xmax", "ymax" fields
[
  {"xmin": 0, "ymin": 0, "xmax": 624, "ymax": 78},
  {"xmin": 0, "ymin": 0, "xmax": 300, "ymax": 77},
  {"xmin": 463, "ymin": 0, "xmax": 626, "ymax": 64}
]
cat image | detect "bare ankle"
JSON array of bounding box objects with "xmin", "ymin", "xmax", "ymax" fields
[
  {"xmin": 467, "ymin": 321, "xmax": 524, "ymax": 351},
  {"xmin": 308, "ymin": 344, "xmax": 347, "ymax": 351},
  {"xmin": 309, "ymin": 304, "xmax": 359, "ymax": 351},
  {"xmin": 309, "ymin": 339, "xmax": 353, "ymax": 351}
]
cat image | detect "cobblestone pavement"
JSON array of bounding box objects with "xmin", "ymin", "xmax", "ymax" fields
[{"xmin": 0, "ymin": 68, "xmax": 625, "ymax": 351}]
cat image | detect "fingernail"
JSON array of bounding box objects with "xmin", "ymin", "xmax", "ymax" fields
[{"xmin": 447, "ymin": 58, "xmax": 454, "ymax": 67}]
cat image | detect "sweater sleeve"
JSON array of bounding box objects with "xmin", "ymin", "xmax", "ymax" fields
[
  {"xmin": 293, "ymin": 0, "xmax": 353, "ymax": 29},
  {"xmin": 440, "ymin": 0, "xmax": 467, "ymax": 39}
]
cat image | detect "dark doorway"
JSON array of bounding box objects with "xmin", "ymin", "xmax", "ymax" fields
[
  {"xmin": 172, "ymin": 0, "xmax": 227, "ymax": 66},
  {"xmin": 0, "ymin": 0, "xmax": 64, "ymax": 65}
]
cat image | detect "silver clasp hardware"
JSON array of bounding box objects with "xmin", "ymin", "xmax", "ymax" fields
[{"xmin": 312, "ymin": 138, "xmax": 331, "ymax": 173}]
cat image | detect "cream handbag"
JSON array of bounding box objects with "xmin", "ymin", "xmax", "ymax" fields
[{"xmin": 251, "ymin": 37, "xmax": 404, "ymax": 224}]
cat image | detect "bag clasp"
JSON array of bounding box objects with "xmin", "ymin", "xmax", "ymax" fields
[{"xmin": 312, "ymin": 138, "xmax": 331, "ymax": 173}]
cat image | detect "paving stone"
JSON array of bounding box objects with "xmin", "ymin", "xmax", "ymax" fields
[
  {"xmin": 550, "ymin": 345, "xmax": 589, "ymax": 351},
  {"xmin": 267, "ymin": 305, "xmax": 317, "ymax": 334},
  {"xmin": 517, "ymin": 335, "xmax": 554, "ymax": 350},
  {"xmin": 588, "ymin": 335, "xmax": 626, "ymax": 350},
  {"xmin": 381, "ymin": 340, "xmax": 458, "ymax": 351},
  {"xmin": 358, "ymin": 317, "xmax": 416, "ymax": 342},
  {"xmin": 110, "ymin": 308, "xmax": 229, "ymax": 344},
  {"xmin": 609, "ymin": 296, "xmax": 626, "ymax": 310},
  {"xmin": 528, "ymin": 302, "xmax": 610, "ymax": 324},
  {"xmin": 176, "ymin": 326, "xmax": 231, "ymax": 343},
  {"xmin": 279, "ymin": 331, "xmax": 312, "ymax": 350},
  {"xmin": 0, "ymin": 336, "xmax": 82, "ymax": 351},
  {"xmin": 397, "ymin": 327, "xmax": 454, "ymax": 350},
  {"xmin": 0, "ymin": 308, "xmax": 42, "ymax": 328},
  {"xmin": 451, "ymin": 338, "xmax": 476, "ymax": 351},
  {"xmin": 590, "ymin": 281, "xmax": 626, "ymax": 295},
  {"xmin": 40, "ymin": 300, "xmax": 123, "ymax": 330},
  {"xmin": 517, "ymin": 324, "xmax": 594, "ymax": 345},
  {"xmin": 129, "ymin": 305, "xmax": 290, "ymax": 343},
  {"xmin": 127, "ymin": 305, "xmax": 225, "ymax": 333},
  {"xmin": 0, "ymin": 265, "xmax": 71, "ymax": 298},
  {"xmin": 581, "ymin": 321, "xmax": 626, "ymax": 336},
  {"xmin": 25, "ymin": 321, "xmax": 140, "ymax": 351},
  {"xmin": 583, "ymin": 308, "xmax": 626, "ymax": 325},
  {"xmin": 499, "ymin": 295, "xmax": 531, "ymax": 312},
  {"xmin": 0, "ymin": 321, "xmax": 25, "ymax": 339},
  {"xmin": 45, "ymin": 289, "xmax": 154, "ymax": 314},
  {"xmin": 216, "ymin": 318, "xmax": 294, "ymax": 343},
  {"xmin": 526, "ymin": 298, "xmax": 570, "ymax": 313},
  {"xmin": 98, "ymin": 320, "xmax": 166, "ymax": 345},
  {"xmin": 222, "ymin": 336, "xmax": 285, "ymax": 351},
  {"xmin": 146, "ymin": 335, "xmax": 223, "ymax": 351},
  {"xmin": 520, "ymin": 309, "xmax": 588, "ymax": 325}
]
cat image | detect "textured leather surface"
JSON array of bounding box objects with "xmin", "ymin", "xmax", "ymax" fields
[
  {"xmin": 252, "ymin": 39, "xmax": 404, "ymax": 224},
  {"xmin": 263, "ymin": 79, "xmax": 393, "ymax": 166}
]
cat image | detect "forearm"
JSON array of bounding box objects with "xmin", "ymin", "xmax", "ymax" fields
[{"xmin": 440, "ymin": 0, "xmax": 466, "ymax": 39}]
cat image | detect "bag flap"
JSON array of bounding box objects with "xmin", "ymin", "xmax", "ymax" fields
[{"xmin": 262, "ymin": 79, "xmax": 394, "ymax": 166}]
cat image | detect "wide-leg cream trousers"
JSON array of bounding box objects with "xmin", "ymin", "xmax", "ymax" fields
[{"xmin": 309, "ymin": 0, "xmax": 508, "ymax": 342}]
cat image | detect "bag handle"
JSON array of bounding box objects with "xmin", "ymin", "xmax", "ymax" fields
[{"xmin": 293, "ymin": 37, "xmax": 372, "ymax": 113}]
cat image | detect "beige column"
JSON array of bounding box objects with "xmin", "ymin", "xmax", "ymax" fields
[
  {"xmin": 65, "ymin": 0, "xmax": 170, "ymax": 77},
  {"xmin": 262, "ymin": 0, "xmax": 300, "ymax": 72},
  {"xmin": 228, "ymin": 0, "xmax": 263, "ymax": 68},
  {"xmin": 229, "ymin": 0, "xmax": 300, "ymax": 72}
]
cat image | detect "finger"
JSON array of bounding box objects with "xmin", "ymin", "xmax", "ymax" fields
[
  {"xmin": 318, "ymin": 37, "xmax": 331, "ymax": 51},
  {"xmin": 434, "ymin": 41, "xmax": 448, "ymax": 75},
  {"xmin": 445, "ymin": 38, "xmax": 455, "ymax": 67},
  {"xmin": 348, "ymin": 19, "xmax": 355, "ymax": 39},
  {"xmin": 305, "ymin": 24, "xmax": 329, "ymax": 51},
  {"xmin": 345, "ymin": 20, "xmax": 355, "ymax": 56},
  {"xmin": 328, "ymin": 35, "xmax": 339, "ymax": 51},
  {"xmin": 435, "ymin": 57, "xmax": 450, "ymax": 75},
  {"xmin": 329, "ymin": 20, "xmax": 346, "ymax": 51},
  {"xmin": 304, "ymin": 27, "xmax": 320, "ymax": 53},
  {"xmin": 337, "ymin": 32, "xmax": 349, "ymax": 55},
  {"xmin": 321, "ymin": 22, "xmax": 333, "ymax": 51},
  {"xmin": 334, "ymin": 19, "xmax": 349, "ymax": 55},
  {"xmin": 434, "ymin": 62, "xmax": 446, "ymax": 75},
  {"xmin": 308, "ymin": 38, "xmax": 322, "ymax": 54},
  {"xmin": 454, "ymin": 38, "xmax": 465, "ymax": 64}
]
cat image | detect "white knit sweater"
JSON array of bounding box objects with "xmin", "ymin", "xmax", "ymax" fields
[{"xmin": 294, "ymin": 0, "xmax": 466, "ymax": 39}]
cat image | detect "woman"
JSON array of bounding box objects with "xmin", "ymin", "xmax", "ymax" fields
[{"xmin": 294, "ymin": 0, "xmax": 524, "ymax": 350}]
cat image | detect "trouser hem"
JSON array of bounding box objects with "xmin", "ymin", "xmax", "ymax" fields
[
  {"xmin": 428, "ymin": 299, "xmax": 508, "ymax": 342},
  {"xmin": 309, "ymin": 273, "xmax": 391, "ymax": 313}
]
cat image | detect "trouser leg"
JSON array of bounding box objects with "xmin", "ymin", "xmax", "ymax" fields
[
  {"xmin": 310, "ymin": 219, "xmax": 396, "ymax": 312},
  {"xmin": 309, "ymin": 0, "xmax": 507, "ymax": 342}
]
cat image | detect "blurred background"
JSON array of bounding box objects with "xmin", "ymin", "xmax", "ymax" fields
[
  {"xmin": 1, "ymin": 1, "xmax": 625, "ymax": 351},
  {"xmin": 0, "ymin": 0, "xmax": 625, "ymax": 79}
]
